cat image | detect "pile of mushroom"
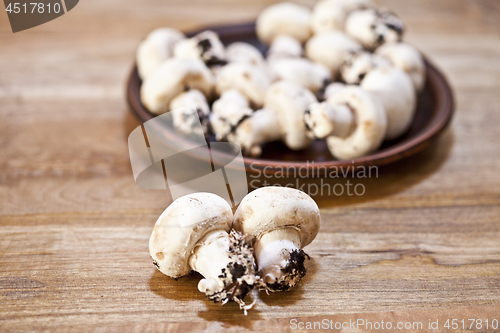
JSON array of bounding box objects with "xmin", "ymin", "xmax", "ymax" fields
[
  {"xmin": 137, "ymin": 0, "xmax": 426, "ymax": 160},
  {"xmin": 150, "ymin": 187, "xmax": 321, "ymax": 313}
]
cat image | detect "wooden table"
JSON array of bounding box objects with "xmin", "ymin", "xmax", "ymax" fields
[{"xmin": 1, "ymin": 0, "xmax": 499, "ymax": 331}]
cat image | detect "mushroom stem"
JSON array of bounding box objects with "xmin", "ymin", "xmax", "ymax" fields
[
  {"xmin": 326, "ymin": 104, "xmax": 354, "ymax": 138},
  {"xmin": 305, "ymin": 102, "xmax": 355, "ymax": 139},
  {"xmin": 228, "ymin": 108, "xmax": 281, "ymax": 157},
  {"xmin": 189, "ymin": 229, "xmax": 264, "ymax": 311},
  {"xmin": 254, "ymin": 229, "xmax": 309, "ymax": 292}
]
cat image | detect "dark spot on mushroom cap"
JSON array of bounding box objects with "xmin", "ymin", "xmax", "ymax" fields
[
  {"xmin": 152, "ymin": 259, "xmax": 160, "ymax": 269},
  {"xmin": 205, "ymin": 56, "xmax": 227, "ymax": 67},
  {"xmin": 229, "ymin": 114, "xmax": 251, "ymax": 134},
  {"xmin": 376, "ymin": 34, "xmax": 385, "ymax": 44},
  {"xmin": 198, "ymin": 38, "xmax": 212, "ymax": 53}
]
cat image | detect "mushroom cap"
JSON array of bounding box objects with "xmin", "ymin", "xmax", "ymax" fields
[
  {"xmin": 226, "ymin": 42, "xmax": 265, "ymax": 67},
  {"xmin": 310, "ymin": 0, "xmax": 376, "ymax": 34},
  {"xmin": 326, "ymin": 85, "xmax": 387, "ymax": 159},
  {"xmin": 324, "ymin": 82, "xmax": 347, "ymax": 100},
  {"xmin": 216, "ymin": 62, "xmax": 271, "ymax": 108},
  {"xmin": 267, "ymin": 35, "xmax": 303, "ymax": 60},
  {"xmin": 268, "ymin": 58, "xmax": 331, "ymax": 94},
  {"xmin": 173, "ymin": 30, "xmax": 226, "ymax": 66},
  {"xmin": 265, "ymin": 80, "xmax": 317, "ymax": 150},
  {"xmin": 376, "ymin": 42, "xmax": 426, "ymax": 92},
  {"xmin": 210, "ymin": 90, "xmax": 253, "ymax": 141},
  {"xmin": 136, "ymin": 28, "xmax": 185, "ymax": 80},
  {"xmin": 345, "ymin": 9, "xmax": 404, "ymax": 50},
  {"xmin": 170, "ymin": 89, "xmax": 210, "ymax": 137},
  {"xmin": 360, "ymin": 66, "xmax": 416, "ymax": 140},
  {"xmin": 256, "ymin": 2, "xmax": 312, "ymax": 45},
  {"xmin": 305, "ymin": 31, "xmax": 362, "ymax": 76},
  {"xmin": 149, "ymin": 193, "xmax": 233, "ymax": 278},
  {"xmin": 140, "ymin": 58, "xmax": 214, "ymax": 114},
  {"xmin": 340, "ymin": 51, "xmax": 392, "ymax": 85},
  {"xmin": 233, "ymin": 187, "xmax": 320, "ymax": 248}
]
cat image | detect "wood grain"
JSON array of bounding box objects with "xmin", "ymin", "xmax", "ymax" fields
[{"xmin": 1, "ymin": 0, "xmax": 500, "ymax": 332}]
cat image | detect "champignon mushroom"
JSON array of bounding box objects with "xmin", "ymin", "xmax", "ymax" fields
[
  {"xmin": 169, "ymin": 89, "xmax": 210, "ymax": 137},
  {"xmin": 360, "ymin": 66, "xmax": 416, "ymax": 140},
  {"xmin": 136, "ymin": 28, "xmax": 185, "ymax": 80},
  {"xmin": 268, "ymin": 58, "xmax": 331, "ymax": 95},
  {"xmin": 304, "ymin": 101, "xmax": 354, "ymax": 140},
  {"xmin": 226, "ymin": 42, "xmax": 265, "ymax": 67},
  {"xmin": 149, "ymin": 193, "xmax": 262, "ymax": 313},
  {"xmin": 227, "ymin": 107, "xmax": 281, "ymax": 157},
  {"xmin": 140, "ymin": 58, "xmax": 214, "ymax": 114},
  {"xmin": 305, "ymin": 31, "xmax": 362, "ymax": 77},
  {"xmin": 226, "ymin": 81, "xmax": 317, "ymax": 156},
  {"xmin": 256, "ymin": 2, "xmax": 312, "ymax": 45},
  {"xmin": 265, "ymin": 80, "xmax": 317, "ymax": 150},
  {"xmin": 233, "ymin": 187, "xmax": 320, "ymax": 292},
  {"xmin": 266, "ymin": 35, "xmax": 303, "ymax": 61},
  {"xmin": 345, "ymin": 8, "xmax": 404, "ymax": 50},
  {"xmin": 340, "ymin": 51, "xmax": 392, "ymax": 85},
  {"xmin": 216, "ymin": 62, "xmax": 271, "ymax": 108},
  {"xmin": 210, "ymin": 90, "xmax": 254, "ymax": 141},
  {"xmin": 305, "ymin": 85, "xmax": 387, "ymax": 159},
  {"xmin": 173, "ymin": 30, "xmax": 227, "ymax": 66},
  {"xmin": 376, "ymin": 42, "xmax": 426, "ymax": 92},
  {"xmin": 310, "ymin": 0, "xmax": 376, "ymax": 34}
]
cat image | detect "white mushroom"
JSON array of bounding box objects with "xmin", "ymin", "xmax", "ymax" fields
[
  {"xmin": 304, "ymin": 101, "xmax": 354, "ymax": 139},
  {"xmin": 227, "ymin": 81, "xmax": 317, "ymax": 156},
  {"xmin": 136, "ymin": 28, "xmax": 185, "ymax": 80},
  {"xmin": 360, "ymin": 66, "xmax": 416, "ymax": 140},
  {"xmin": 216, "ymin": 62, "xmax": 271, "ymax": 108},
  {"xmin": 266, "ymin": 35, "xmax": 303, "ymax": 61},
  {"xmin": 305, "ymin": 85, "xmax": 387, "ymax": 159},
  {"xmin": 268, "ymin": 58, "xmax": 331, "ymax": 94},
  {"xmin": 173, "ymin": 30, "xmax": 227, "ymax": 66},
  {"xmin": 345, "ymin": 8, "xmax": 404, "ymax": 50},
  {"xmin": 210, "ymin": 90, "xmax": 254, "ymax": 141},
  {"xmin": 227, "ymin": 108, "xmax": 281, "ymax": 157},
  {"xmin": 226, "ymin": 42, "xmax": 265, "ymax": 67},
  {"xmin": 265, "ymin": 80, "xmax": 317, "ymax": 151},
  {"xmin": 149, "ymin": 193, "xmax": 262, "ymax": 312},
  {"xmin": 233, "ymin": 187, "xmax": 320, "ymax": 292},
  {"xmin": 169, "ymin": 89, "xmax": 210, "ymax": 137},
  {"xmin": 340, "ymin": 51, "xmax": 392, "ymax": 85},
  {"xmin": 256, "ymin": 2, "xmax": 312, "ymax": 45},
  {"xmin": 376, "ymin": 42, "xmax": 426, "ymax": 92},
  {"xmin": 305, "ymin": 31, "xmax": 362, "ymax": 77},
  {"xmin": 310, "ymin": 0, "xmax": 376, "ymax": 34},
  {"xmin": 140, "ymin": 58, "xmax": 214, "ymax": 114}
]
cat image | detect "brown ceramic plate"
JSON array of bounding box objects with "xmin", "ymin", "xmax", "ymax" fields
[{"xmin": 127, "ymin": 23, "xmax": 454, "ymax": 177}]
